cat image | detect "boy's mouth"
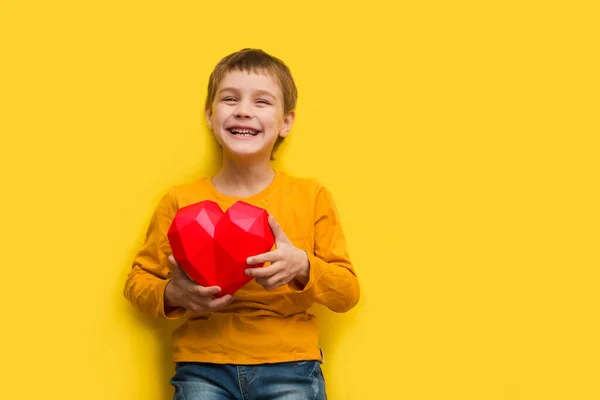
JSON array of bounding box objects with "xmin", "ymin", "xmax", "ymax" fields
[{"xmin": 227, "ymin": 128, "xmax": 260, "ymax": 137}]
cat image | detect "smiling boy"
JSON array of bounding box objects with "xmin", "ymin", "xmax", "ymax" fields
[{"xmin": 124, "ymin": 48, "xmax": 359, "ymax": 400}]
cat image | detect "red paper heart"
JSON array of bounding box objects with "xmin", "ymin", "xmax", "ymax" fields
[{"xmin": 167, "ymin": 200, "xmax": 275, "ymax": 296}]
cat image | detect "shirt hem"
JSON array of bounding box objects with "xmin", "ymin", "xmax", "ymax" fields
[{"xmin": 172, "ymin": 351, "xmax": 323, "ymax": 365}]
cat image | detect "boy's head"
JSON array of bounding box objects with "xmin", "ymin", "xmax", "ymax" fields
[{"xmin": 205, "ymin": 49, "xmax": 298, "ymax": 160}]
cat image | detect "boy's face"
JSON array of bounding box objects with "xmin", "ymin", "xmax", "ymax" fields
[{"xmin": 206, "ymin": 70, "xmax": 294, "ymax": 161}]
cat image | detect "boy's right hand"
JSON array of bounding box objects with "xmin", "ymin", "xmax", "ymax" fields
[{"xmin": 164, "ymin": 255, "xmax": 235, "ymax": 313}]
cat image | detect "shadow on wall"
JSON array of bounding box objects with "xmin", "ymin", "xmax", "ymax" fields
[{"xmin": 311, "ymin": 302, "xmax": 359, "ymax": 374}]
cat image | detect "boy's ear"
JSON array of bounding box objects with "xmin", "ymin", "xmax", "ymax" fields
[
  {"xmin": 205, "ymin": 107, "xmax": 213, "ymax": 130},
  {"xmin": 279, "ymin": 110, "xmax": 296, "ymax": 138}
]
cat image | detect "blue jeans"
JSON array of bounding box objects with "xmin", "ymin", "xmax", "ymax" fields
[{"xmin": 170, "ymin": 361, "xmax": 327, "ymax": 400}]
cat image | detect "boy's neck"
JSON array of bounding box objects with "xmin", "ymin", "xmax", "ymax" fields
[{"xmin": 212, "ymin": 156, "xmax": 276, "ymax": 198}]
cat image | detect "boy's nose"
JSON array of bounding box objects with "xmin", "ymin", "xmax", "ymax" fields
[{"xmin": 234, "ymin": 101, "xmax": 253, "ymax": 118}]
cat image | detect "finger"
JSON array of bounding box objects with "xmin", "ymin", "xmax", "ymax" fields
[
  {"xmin": 168, "ymin": 255, "xmax": 185, "ymax": 279},
  {"xmin": 168, "ymin": 255, "xmax": 180, "ymax": 268},
  {"xmin": 268, "ymin": 215, "xmax": 291, "ymax": 244},
  {"xmin": 246, "ymin": 250, "xmax": 281, "ymax": 265},
  {"xmin": 256, "ymin": 273, "xmax": 290, "ymax": 291},
  {"xmin": 168, "ymin": 255, "xmax": 187, "ymax": 275},
  {"xmin": 191, "ymin": 285, "xmax": 222, "ymax": 297},
  {"xmin": 169, "ymin": 255, "xmax": 199, "ymax": 283},
  {"xmin": 206, "ymin": 294, "xmax": 235, "ymax": 310},
  {"xmin": 245, "ymin": 263, "xmax": 281, "ymax": 278}
]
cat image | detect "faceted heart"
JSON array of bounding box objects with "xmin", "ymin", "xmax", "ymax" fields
[{"xmin": 167, "ymin": 200, "xmax": 275, "ymax": 296}]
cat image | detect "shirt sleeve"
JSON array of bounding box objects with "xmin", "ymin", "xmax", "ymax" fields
[
  {"xmin": 288, "ymin": 185, "xmax": 360, "ymax": 312},
  {"xmin": 123, "ymin": 187, "xmax": 186, "ymax": 319}
]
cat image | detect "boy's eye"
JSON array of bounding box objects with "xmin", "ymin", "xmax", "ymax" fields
[
  {"xmin": 222, "ymin": 97, "xmax": 237, "ymax": 102},
  {"xmin": 256, "ymin": 99, "xmax": 271, "ymax": 105}
]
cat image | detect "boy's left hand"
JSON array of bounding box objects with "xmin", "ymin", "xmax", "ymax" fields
[{"xmin": 245, "ymin": 215, "xmax": 310, "ymax": 290}]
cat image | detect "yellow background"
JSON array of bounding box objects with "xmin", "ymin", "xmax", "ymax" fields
[{"xmin": 1, "ymin": 1, "xmax": 598, "ymax": 399}]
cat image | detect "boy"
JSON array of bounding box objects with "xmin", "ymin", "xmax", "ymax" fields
[{"xmin": 124, "ymin": 48, "xmax": 359, "ymax": 400}]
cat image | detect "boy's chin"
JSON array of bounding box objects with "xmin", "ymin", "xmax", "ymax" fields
[{"xmin": 223, "ymin": 146, "xmax": 269, "ymax": 160}]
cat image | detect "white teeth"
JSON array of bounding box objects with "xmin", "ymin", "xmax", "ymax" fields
[{"xmin": 229, "ymin": 128, "xmax": 258, "ymax": 136}]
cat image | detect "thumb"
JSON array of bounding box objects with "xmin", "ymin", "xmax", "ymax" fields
[
  {"xmin": 168, "ymin": 255, "xmax": 196, "ymax": 283},
  {"xmin": 168, "ymin": 255, "xmax": 183, "ymax": 276},
  {"xmin": 269, "ymin": 215, "xmax": 291, "ymax": 244}
]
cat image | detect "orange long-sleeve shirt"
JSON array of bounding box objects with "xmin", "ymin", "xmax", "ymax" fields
[{"xmin": 124, "ymin": 170, "xmax": 359, "ymax": 364}]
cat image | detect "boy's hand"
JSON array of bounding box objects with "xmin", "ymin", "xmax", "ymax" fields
[
  {"xmin": 245, "ymin": 215, "xmax": 310, "ymax": 290},
  {"xmin": 165, "ymin": 255, "xmax": 235, "ymax": 313}
]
